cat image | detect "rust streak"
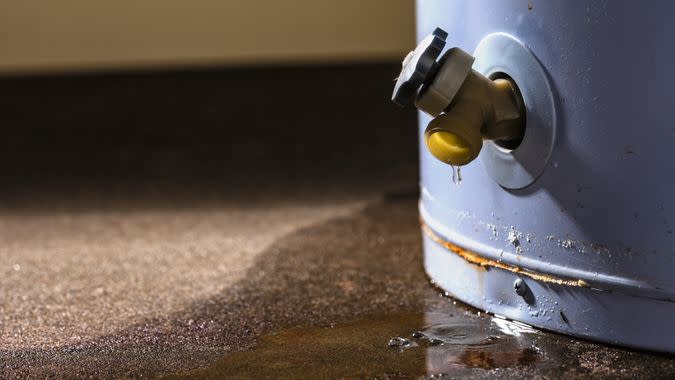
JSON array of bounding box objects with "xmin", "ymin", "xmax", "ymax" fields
[{"xmin": 421, "ymin": 220, "xmax": 588, "ymax": 287}]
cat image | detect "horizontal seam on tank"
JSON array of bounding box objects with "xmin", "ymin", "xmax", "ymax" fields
[{"xmin": 420, "ymin": 218, "xmax": 589, "ymax": 288}]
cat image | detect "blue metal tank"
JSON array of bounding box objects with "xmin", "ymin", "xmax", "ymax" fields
[{"xmin": 414, "ymin": 0, "xmax": 675, "ymax": 352}]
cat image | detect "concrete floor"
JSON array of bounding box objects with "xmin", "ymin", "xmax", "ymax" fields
[{"xmin": 1, "ymin": 64, "xmax": 674, "ymax": 379}]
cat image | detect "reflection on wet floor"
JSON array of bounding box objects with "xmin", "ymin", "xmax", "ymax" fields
[
  {"xmin": 165, "ymin": 310, "xmax": 550, "ymax": 379},
  {"xmin": 165, "ymin": 296, "xmax": 562, "ymax": 380}
]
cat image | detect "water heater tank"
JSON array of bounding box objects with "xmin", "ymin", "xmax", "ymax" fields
[{"xmin": 396, "ymin": 0, "xmax": 675, "ymax": 352}]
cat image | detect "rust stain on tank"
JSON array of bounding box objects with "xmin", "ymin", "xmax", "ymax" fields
[{"xmin": 421, "ymin": 219, "xmax": 588, "ymax": 287}]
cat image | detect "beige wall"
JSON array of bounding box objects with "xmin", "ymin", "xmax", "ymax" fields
[{"xmin": 0, "ymin": 0, "xmax": 414, "ymax": 73}]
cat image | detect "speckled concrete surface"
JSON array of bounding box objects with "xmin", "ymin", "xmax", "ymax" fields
[
  {"xmin": 0, "ymin": 183, "xmax": 413, "ymax": 377},
  {"xmin": 0, "ymin": 194, "xmax": 369, "ymax": 350},
  {"xmin": 4, "ymin": 192, "xmax": 675, "ymax": 379},
  {"xmin": 1, "ymin": 64, "xmax": 675, "ymax": 379}
]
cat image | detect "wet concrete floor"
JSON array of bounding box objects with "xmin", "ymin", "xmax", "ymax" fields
[
  {"xmin": 4, "ymin": 196, "xmax": 675, "ymax": 379},
  {"xmin": 165, "ymin": 311, "xmax": 542, "ymax": 379},
  {"xmin": 1, "ymin": 64, "xmax": 675, "ymax": 378},
  {"xmin": 159, "ymin": 196, "xmax": 675, "ymax": 380}
]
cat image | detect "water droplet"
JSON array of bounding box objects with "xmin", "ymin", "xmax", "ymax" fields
[
  {"xmin": 486, "ymin": 224, "xmax": 498, "ymax": 237},
  {"xmin": 428, "ymin": 338, "xmax": 444, "ymax": 346},
  {"xmin": 388, "ymin": 337, "xmax": 413, "ymax": 349},
  {"xmin": 507, "ymin": 227, "xmax": 522, "ymax": 254},
  {"xmin": 451, "ymin": 165, "xmax": 462, "ymax": 185},
  {"xmin": 507, "ymin": 229, "xmax": 520, "ymax": 247}
]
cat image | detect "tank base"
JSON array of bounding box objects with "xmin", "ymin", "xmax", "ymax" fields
[{"xmin": 423, "ymin": 224, "xmax": 675, "ymax": 353}]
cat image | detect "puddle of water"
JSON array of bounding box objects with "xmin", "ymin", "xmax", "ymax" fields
[{"xmin": 165, "ymin": 311, "xmax": 547, "ymax": 379}]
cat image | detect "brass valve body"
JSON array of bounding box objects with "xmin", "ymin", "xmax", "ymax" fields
[{"xmin": 424, "ymin": 71, "xmax": 525, "ymax": 167}]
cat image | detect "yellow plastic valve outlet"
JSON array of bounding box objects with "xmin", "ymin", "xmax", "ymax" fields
[
  {"xmin": 424, "ymin": 74, "xmax": 525, "ymax": 166},
  {"xmin": 424, "ymin": 107, "xmax": 483, "ymax": 166}
]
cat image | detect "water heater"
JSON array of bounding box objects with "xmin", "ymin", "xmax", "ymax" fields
[{"xmin": 393, "ymin": 0, "xmax": 675, "ymax": 352}]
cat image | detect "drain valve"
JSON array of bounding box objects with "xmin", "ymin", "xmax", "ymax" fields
[{"xmin": 392, "ymin": 28, "xmax": 525, "ymax": 166}]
